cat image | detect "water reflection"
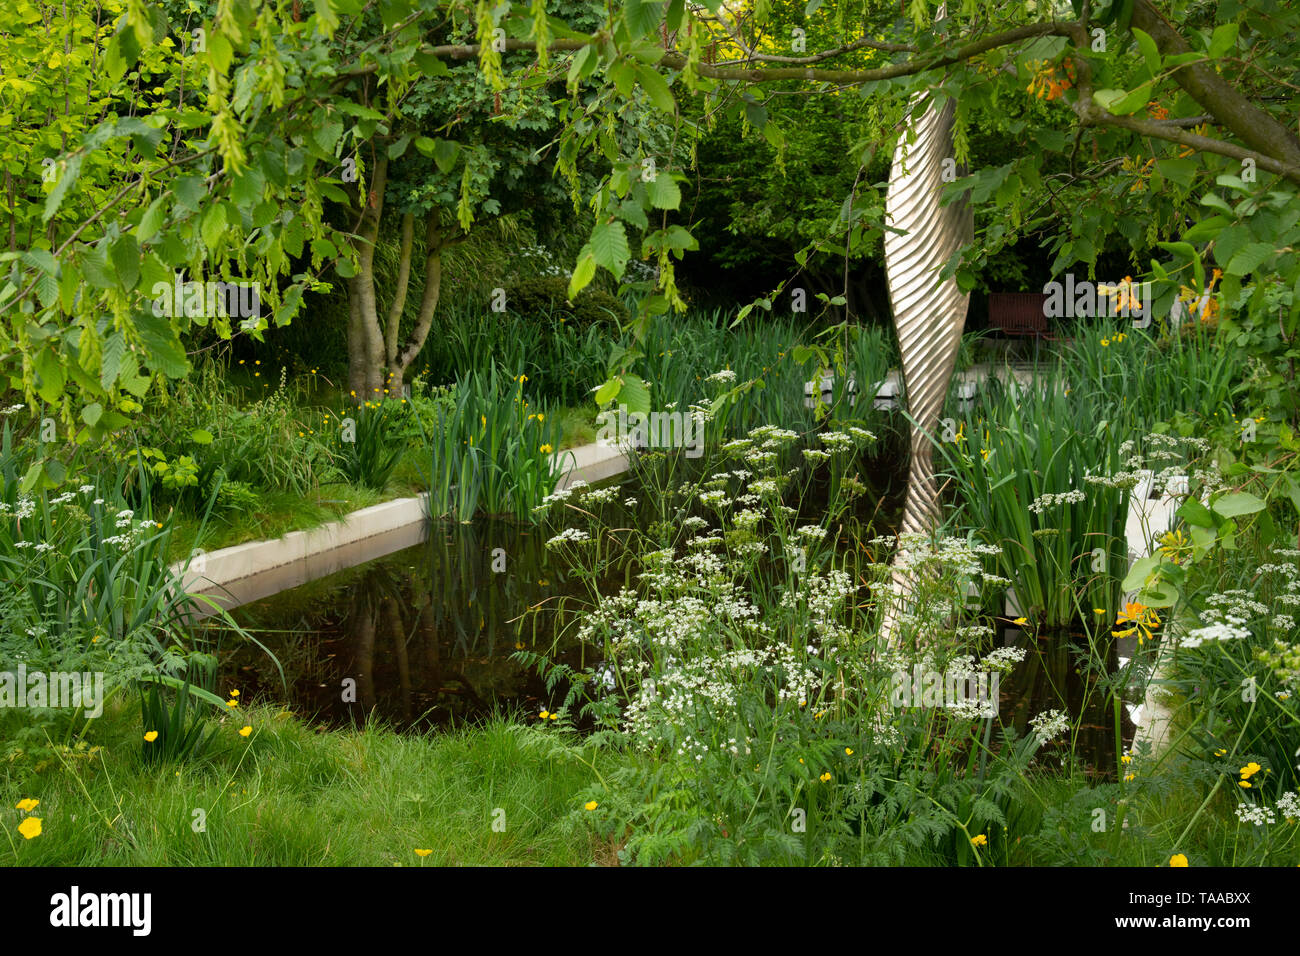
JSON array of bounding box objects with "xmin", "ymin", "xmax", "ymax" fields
[
  {"xmin": 997, "ymin": 624, "xmax": 1136, "ymax": 779},
  {"xmin": 218, "ymin": 519, "xmax": 593, "ymax": 731}
]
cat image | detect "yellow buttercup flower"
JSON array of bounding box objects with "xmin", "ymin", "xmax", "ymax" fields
[
  {"xmin": 238, "ymin": 725, "xmax": 252, "ymax": 737},
  {"xmin": 970, "ymin": 833, "xmax": 988, "ymax": 847},
  {"xmin": 845, "ymin": 748, "xmax": 854, "ymax": 756},
  {"xmin": 539, "ymin": 710, "xmax": 550, "ymax": 719},
  {"xmin": 144, "ymin": 731, "xmax": 159, "ymax": 742},
  {"xmin": 819, "ymin": 772, "xmax": 832, "ymax": 782},
  {"xmin": 18, "ymin": 817, "xmax": 41, "ymax": 840},
  {"xmin": 414, "ymin": 848, "xmax": 432, "ymax": 857},
  {"xmin": 1169, "ymin": 853, "xmax": 1188, "ymax": 867},
  {"xmin": 15, "ymin": 798, "xmax": 38, "ymax": 812},
  {"xmin": 1240, "ymin": 762, "xmax": 1261, "ymax": 779},
  {"xmin": 584, "ymin": 801, "xmax": 598, "ymax": 811}
]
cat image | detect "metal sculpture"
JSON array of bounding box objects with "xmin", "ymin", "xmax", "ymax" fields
[
  {"xmin": 878, "ymin": 51, "xmax": 974, "ymax": 644},
  {"xmin": 883, "ymin": 91, "xmax": 973, "ymax": 536}
]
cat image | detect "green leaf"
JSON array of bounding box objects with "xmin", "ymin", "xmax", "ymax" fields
[
  {"xmin": 20, "ymin": 462, "xmax": 44, "ymax": 496},
  {"xmin": 1156, "ymin": 158, "xmax": 1196, "ymax": 188},
  {"xmin": 1094, "ymin": 85, "xmax": 1150, "ymax": 116},
  {"xmin": 138, "ymin": 195, "xmax": 168, "ymax": 242},
  {"xmin": 190, "ymin": 428, "xmax": 214, "ymax": 444},
  {"xmin": 81, "ymin": 403, "xmax": 103, "ymax": 427},
  {"xmin": 412, "ymin": 51, "xmax": 450, "ymax": 77},
  {"xmin": 1208, "ymin": 22, "xmax": 1238, "ymax": 58},
  {"xmin": 635, "ymin": 64, "xmax": 676, "ymax": 113},
  {"xmin": 567, "ymin": 45, "xmax": 595, "ymax": 88},
  {"xmin": 590, "ymin": 221, "xmax": 631, "ymax": 278},
  {"xmin": 433, "ymin": 139, "xmax": 460, "ymax": 174},
  {"xmin": 1176, "ymin": 496, "xmax": 1216, "ymax": 527},
  {"xmin": 666, "ymin": 0, "xmax": 686, "ymax": 32},
  {"xmin": 173, "ymin": 175, "xmax": 206, "ymax": 210},
  {"xmin": 105, "ymin": 28, "xmax": 140, "ymax": 84},
  {"xmin": 110, "ymin": 234, "xmax": 140, "ymax": 292},
  {"xmin": 1119, "ymin": 556, "xmax": 1156, "ymax": 595},
  {"xmin": 1225, "ymin": 242, "xmax": 1274, "ymax": 277},
  {"xmin": 1131, "ymin": 28, "xmax": 1160, "ymax": 76},
  {"xmin": 624, "ymin": 0, "xmax": 665, "ymax": 38},
  {"xmin": 646, "ymin": 172, "xmax": 680, "ymax": 210},
  {"xmin": 207, "ymin": 31, "xmax": 233, "ymax": 75},
  {"xmin": 42, "ymin": 154, "xmax": 83, "ymax": 224},
  {"xmin": 593, "ymin": 376, "xmax": 621, "ymax": 406},
  {"xmin": 201, "ymin": 203, "xmax": 228, "ymax": 253},
  {"xmin": 609, "ymin": 59, "xmax": 636, "ymax": 98},
  {"xmin": 387, "ymin": 135, "xmax": 411, "ymax": 160},
  {"xmin": 33, "ymin": 348, "xmax": 65, "ymax": 404},
  {"xmin": 313, "ymin": 118, "xmax": 344, "ymax": 156},
  {"xmin": 231, "ymin": 165, "xmax": 265, "ymax": 208},
  {"xmin": 568, "ymin": 250, "xmax": 597, "ymax": 299},
  {"xmin": 100, "ymin": 332, "xmax": 126, "ymax": 390},
  {"xmin": 133, "ymin": 311, "xmax": 191, "ymax": 379},
  {"xmin": 1211, "ymin": 490, "xmax": 1265, "ymax": 518},
  {"xmin": 619, "ymin": 374, "xmax": 651, "ymax": 415},
  {"xmin": 21, "ymin": 248, "xmax": 58, "ymax": 276}
]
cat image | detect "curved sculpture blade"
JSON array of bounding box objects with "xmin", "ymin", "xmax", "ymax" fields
[{"xmin": 884, "ymin": 92, "xmax": 973, "ymax": 536}]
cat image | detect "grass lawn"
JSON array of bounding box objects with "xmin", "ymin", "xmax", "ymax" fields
[{"xmin": 1, "ymin": 702, "xmax": 614, "ymax": 866}]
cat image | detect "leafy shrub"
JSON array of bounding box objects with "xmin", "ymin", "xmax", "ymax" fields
[{"xmin": 503, "ymin": 277, "xmax": 628, "ymax": 328}]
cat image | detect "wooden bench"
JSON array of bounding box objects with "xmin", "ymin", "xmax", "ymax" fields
[{"xmin": 987, "ymin": 292, "xmax": 1070, "ymax": 343}]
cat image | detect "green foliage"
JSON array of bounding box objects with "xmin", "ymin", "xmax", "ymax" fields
[
  {"xmin": 423, "ymin": 368, "xmax": 563, "ymax": 522},
  {"xmin": 138, "ymin": 674, "xmax": 221, "ymax": 766},
  {"xmin": 332, "ymin": 398, "xmax": 407, "ymax": 492},
  {"xmin": 503, "ymin": 276, "xmax": 629, "ymax": 328}
]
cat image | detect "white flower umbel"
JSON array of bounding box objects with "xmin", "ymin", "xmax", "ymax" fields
[
  {"xmin": 545, "ymin": 528, "xmax": 591, "ymax": 550},
  {"xmin": 1027, "ymin": 490, "xmax": 1087, "ymax": 514},
  {"xmin": 1029, "ymin": 708, "xmax": 1069, "ymax": 746}
]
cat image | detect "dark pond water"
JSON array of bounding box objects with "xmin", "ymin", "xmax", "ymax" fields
[{"xmin": 207, "ymin": 440, "xmax": 1134, "ymax": 778}]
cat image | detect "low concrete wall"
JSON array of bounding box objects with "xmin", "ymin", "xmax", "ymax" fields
[{"xmin": 174, "ymin": 440, "xmax": 635, "ymax": 613}]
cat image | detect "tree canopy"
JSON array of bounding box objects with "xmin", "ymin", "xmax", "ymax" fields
[{"xmin": 4, "ymin": 0, "xmax": 1300, "ymax": 484}]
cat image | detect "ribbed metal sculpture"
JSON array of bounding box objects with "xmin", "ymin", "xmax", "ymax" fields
[
  {"xmin": 878, "ymin": 63, "xmax": 973, "ymax": 644},
  {"xmin": 884, "ymin": 92, "xmax": 973, "ymax": 535}
]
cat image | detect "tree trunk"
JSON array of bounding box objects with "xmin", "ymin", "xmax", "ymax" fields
[
  {"xmin": 351, "ymin": 153, "xmax": 389, "ymax": 402},
  {"xmin": 390, "ymin": 211, "xmax": 444, "ymax": 383},
  {"xmin": 383, "ymin": 211, "xmax": 415, "ymax": 375},
  {"xmin": 346, "ymin": 157, "xmax": 449, "ymax": 396}
]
